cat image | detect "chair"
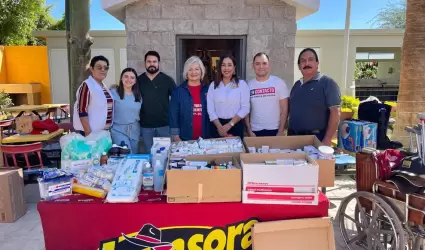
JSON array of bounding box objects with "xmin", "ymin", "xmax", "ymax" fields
[
  {"xmin": 0, "ymin": 119, "xmax": 15, "ymax": 137},
  {"xmin": 1, "ymin": 142, "xmax": 46, "ymax": 174}
]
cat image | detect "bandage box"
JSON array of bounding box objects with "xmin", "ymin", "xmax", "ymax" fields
[{"xmin": 337, "ymin": 120, "xmax": 377, "ymax": 152}]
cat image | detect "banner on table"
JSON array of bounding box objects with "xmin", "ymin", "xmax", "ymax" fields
[{"xmin": 99, "ymin": 218, "xmax": 259, "ymax": 250}]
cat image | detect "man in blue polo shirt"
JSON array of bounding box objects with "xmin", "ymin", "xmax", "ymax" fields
[{"xmin": 288, "ymin": 48, "xmax": 341, "ymax": 146}]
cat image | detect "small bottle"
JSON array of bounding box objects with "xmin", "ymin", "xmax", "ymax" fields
[
  {"xmin": 142, "ymin": 162, "xmax": 154, "ymax": 190},
  {"xmin": 100, "ymin": 152, "xmax": 108, "ymax": 166},
  {"xmin": 92, "ymin": 151, "xmax": 101, "ymax": 167}
]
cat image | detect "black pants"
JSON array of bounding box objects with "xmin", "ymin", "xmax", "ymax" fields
[
  {"xmin": 210, "ymin": 118, "xmax": 244, "ymax": 139},
  {"xmin": 76, "ymin": 130, "xmax": 86, "ymax": 136},
  {"xmin": 287, "ymin": 128, "xmax": 326, "ymax": 141},
  {"xmin": 253, "ymin": 129, "xmax": 279, "ymax": 137}
]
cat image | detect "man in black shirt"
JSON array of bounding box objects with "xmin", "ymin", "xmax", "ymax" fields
[{"xmin": 138, "ymin": 51, "xmax": 176, "ymax": 152}]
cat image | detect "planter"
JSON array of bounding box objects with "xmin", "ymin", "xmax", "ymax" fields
[{"xmin": 340, "ymin": 111, "xmax": 354, "ymax": 121}]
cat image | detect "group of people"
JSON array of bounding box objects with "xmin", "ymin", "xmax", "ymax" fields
[{"xmin": 72, "ymin": 48, "xmax": 341, "ymax": 154}]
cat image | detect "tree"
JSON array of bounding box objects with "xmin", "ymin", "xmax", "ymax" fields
[
  {"xmin": 369, "ymin": 0, "xmax": 406, "ymax": 29},
  {"xmin": 48, "ymin": 14, "xmax": 66, "ymax": 31},
  {"xmin": 0, "ymin": 0, "xmax": 65, "ymax": 45},
  {"xmin": 66, "ymin": 0, "xmax": 93, "ymax": 116},
  {"xmin": 394, "ymin": 0, "xmax": 425, "ymax": 146},
  {"xmin": 354, "ymin": 62, "xmax": 378, "ymax": 80}
]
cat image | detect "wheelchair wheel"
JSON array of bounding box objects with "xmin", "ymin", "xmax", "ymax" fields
[{"xmin": 337, "ymin": 191, "xmax": 406, "ymax": 250}]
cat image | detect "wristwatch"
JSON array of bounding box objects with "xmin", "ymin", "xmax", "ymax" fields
[{"xmin": 229, "ymin": 121, "xmax": 235, "ymax": 127}]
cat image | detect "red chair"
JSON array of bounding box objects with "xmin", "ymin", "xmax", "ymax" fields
[
  {"xmin": 1, "ymin": 142, "xmax": 45, "ymax": 173},
  {"xmin": 0, "ymin": 118, "xmax": 15, "ymax": 137}
]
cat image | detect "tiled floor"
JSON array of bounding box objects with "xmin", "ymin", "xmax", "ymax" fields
[{"xmin": 0, "ymin": 176, "xmax": 357, "ymax": 250}]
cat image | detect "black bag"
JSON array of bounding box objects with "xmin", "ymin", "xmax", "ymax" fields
[{"xmin": 358, "ymin": 100, "xmax": 403, "ymax": 150}]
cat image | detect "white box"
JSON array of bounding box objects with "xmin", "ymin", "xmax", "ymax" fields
[
  {"xmin": 242, "ymin": 190, "xmax": 319, "ymax": 205},
  {"xmin": 241, "ymin": 153, "xmax": 319, "ymax": 192}
]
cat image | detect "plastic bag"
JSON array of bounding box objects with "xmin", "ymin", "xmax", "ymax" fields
[{"xmin": 60, "ymin": 131, "xmax": 112, "ymax": 161}]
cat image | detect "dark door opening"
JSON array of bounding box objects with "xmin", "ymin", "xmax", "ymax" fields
[{"xmin": 176, "ymin": 35, "xmax": 247, "ymax": 85}]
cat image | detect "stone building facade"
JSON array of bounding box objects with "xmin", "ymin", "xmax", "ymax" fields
[{"xmin": 124, "ymin": 0, "xmax": 297, "ymax": 86}]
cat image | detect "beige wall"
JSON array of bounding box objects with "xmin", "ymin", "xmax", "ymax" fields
[
  {"xmin": 295, "ymin": 29, "xmax": 404, "ymax": 95},
  {"xmin": 35, "ymin": 29, "xmax": 404, "ymax": 103}
]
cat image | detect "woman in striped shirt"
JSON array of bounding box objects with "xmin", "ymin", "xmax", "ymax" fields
[{"xmin": 73, "ymin": 56, "xmax": 114, "ymax": 136}]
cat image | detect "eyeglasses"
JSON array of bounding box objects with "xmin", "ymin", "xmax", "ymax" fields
[{"xmin": 95, "ymin": 66, "xmax": 109, "ymax": 71}]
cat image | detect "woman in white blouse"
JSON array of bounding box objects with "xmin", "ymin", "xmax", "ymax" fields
[{"xmin": 207, "ymin": 55, "xmax": 250, "ymax": 138}]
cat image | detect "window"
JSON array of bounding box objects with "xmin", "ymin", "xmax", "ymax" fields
[{"xmin": 356, "ymin": 52, "xmax": 395, "ymax": 60}]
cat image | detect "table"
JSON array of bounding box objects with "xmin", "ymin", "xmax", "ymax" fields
[
  {"xmin": 1, "ymin": 129, "xmax": 64, "ymax": 144},
  {"xmin": 38, "ymin": 191, "xmax": 329, "ymax": 250},
  {"xmin": 1, "ymin": 104, "xmax": 68, "ymax": 119}
]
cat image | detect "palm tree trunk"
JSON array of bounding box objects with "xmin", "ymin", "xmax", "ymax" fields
[
  {"xmin": 66, "ymin": 0, "xmax": 93, "ymax": 122},
  {"xmin": 395, "ymin": 0, "xmax": 425, "ymax": 146}
]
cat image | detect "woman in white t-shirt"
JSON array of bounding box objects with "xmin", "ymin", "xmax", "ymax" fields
[{"xmin": 207, "ymin": 55, "xmax": 250, "ymax": 138}]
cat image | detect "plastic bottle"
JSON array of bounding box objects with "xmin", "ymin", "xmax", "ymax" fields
[
  {"xmin": 100, "ymin": 152, "xmax": 108, "ymax": 166},
  {"xmin": 153, "ymin": 159, "xmax": 164, "ymax": 192},
  {"xmin": 62, "ymin": 155, "xmax": 71, "ymax": 173},
  {"xmin": 159, "ymin": 147, "xmax": 168, "ymax": 165},
  {"xmin": 142, "ymin": 162, "xmax": 154, "ymax": 190}
]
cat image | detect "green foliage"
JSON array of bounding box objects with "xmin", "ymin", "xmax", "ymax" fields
[
  {"xmin": 48, "ymin": 13, "xmax": 66, "ymax": 31},
  {"xmin": 369, "ymin": 0, "xmax": 406, "ymax": 29},
  {"xmin": 0, "ymin": 0, "xmax": 65, "ymax": 46},
  {"xmin": 0, "ymin": 89, "xmax": 12, "ymax": 109},
  {"xmin": 341, "ymin": 96, "xmax": 360, "ymax": 119},
  {"xmin": 354, "ymin": 62, "xmax": 378, "ymax": 80}
]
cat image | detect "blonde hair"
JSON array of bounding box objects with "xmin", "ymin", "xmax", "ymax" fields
[{"xmin": 183, "ymin": 56, "xmax": 206, "ymax": 81}]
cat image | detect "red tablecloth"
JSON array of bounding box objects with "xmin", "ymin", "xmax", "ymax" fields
[{"xmin": 38, "ymin": 191, "xmax": 329, "ymax": 250}]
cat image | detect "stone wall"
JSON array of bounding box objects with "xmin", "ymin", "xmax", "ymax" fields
[{"xmin": 125, "ymin": 0, "xmax": 296, "ymax": 86}]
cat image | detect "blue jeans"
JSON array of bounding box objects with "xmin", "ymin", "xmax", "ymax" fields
[{"xmin": 140, "ymin": 126, "xmax": 170, "ymax": 153}]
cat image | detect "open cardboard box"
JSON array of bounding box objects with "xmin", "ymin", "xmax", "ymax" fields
[
  {"xmin": 0, "ymin": 167, "xmax": 27, "ymax": 223},
  {"xmin": 169, "ymin": 136, "xmax": 246, "ymax": 161},
  {"xmin": 253, "ymin": 217, "xmax": 335, "ymax": 250},
  {"xmin": 166, "ymin": 155, "xmax": 241, "ymax": 203},
  {"xmin": 241, "ymin": 153, "xmax": 319, "ymax": 205},
  {"xmin": 243, "ymin": 135, "xmax": 335, "ymax": 187}
]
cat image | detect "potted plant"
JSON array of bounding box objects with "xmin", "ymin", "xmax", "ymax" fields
[{"xmin": 341, "ymin": 96, "xmax": 360, "ymax": 120}]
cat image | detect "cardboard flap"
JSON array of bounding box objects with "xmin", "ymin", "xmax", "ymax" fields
[
  {"xmin": 240, "ymin": 152, "xmax": 318, "ymax": 167},
  {"xmin": 253, "ymin": 217, "xmax": 335, "ymax": 250},
  {"xmin": 244, "ymin": 135, "xmax": 322, "ymax": 149}
]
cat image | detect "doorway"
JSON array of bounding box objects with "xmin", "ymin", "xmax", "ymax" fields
[{"xmin": 176, "ymin": 35, "xmax": 247, "ymax": 85}]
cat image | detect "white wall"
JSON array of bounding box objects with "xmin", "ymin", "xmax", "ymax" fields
[
  {"xmin": 36, "ymin": 30, "xmax": 127, "ymax": 103},
  {"xmin": 295, "ymin": 29, "xmax": 404, "ymax": 94}
]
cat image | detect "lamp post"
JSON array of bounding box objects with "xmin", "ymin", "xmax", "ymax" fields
[{"xmin": 342, "ymin": 0, "xmax": 352, "ymax": 95}]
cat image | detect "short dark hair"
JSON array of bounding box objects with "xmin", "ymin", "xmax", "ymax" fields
[
  {"xmin": 252, "ymin": 52, "xmax": 269, "ymax": 63},
  {"xmin": 214, "ymin": 55, "xmax": 239, "ymax": 89},
  {"xmin": 145, "ymin": 51, "xmax": 160, "ymax": 62},
  {"xmin": 90, "ymin": 55, "xmax": 109, "ymax": 68},
  {"xmin": 297, "ymin": 48, "xmax": 319, "ymax": 64}
]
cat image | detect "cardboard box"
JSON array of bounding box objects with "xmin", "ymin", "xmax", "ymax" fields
[
  {"xmin": 243, "ymin": 136, "xmax": 335, "ymax": 187},
  {"xmin": 0, "ymin": 168, "xmax": 27, "ymax": 223},
  {"xmin": 252, "ymin": 217, "xmax": 335, "ymax": 250},
  {"xmin": 166, "ymin": 155, "xmax": 241, "ymax": 203},
  {"xmin": 338, "ymin": 120, "xmax": 377, "ymax": 152},
  {"xmin": 169, "ymin": 136, "xmax": 245, "ymax": 161},
  {"xmin": 15, "ymin": 114, "xmax": 39, "ymax": 134},
  {"xmin": 241, "ymin": 153, "xmax": 319, "ymax": 205}
]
